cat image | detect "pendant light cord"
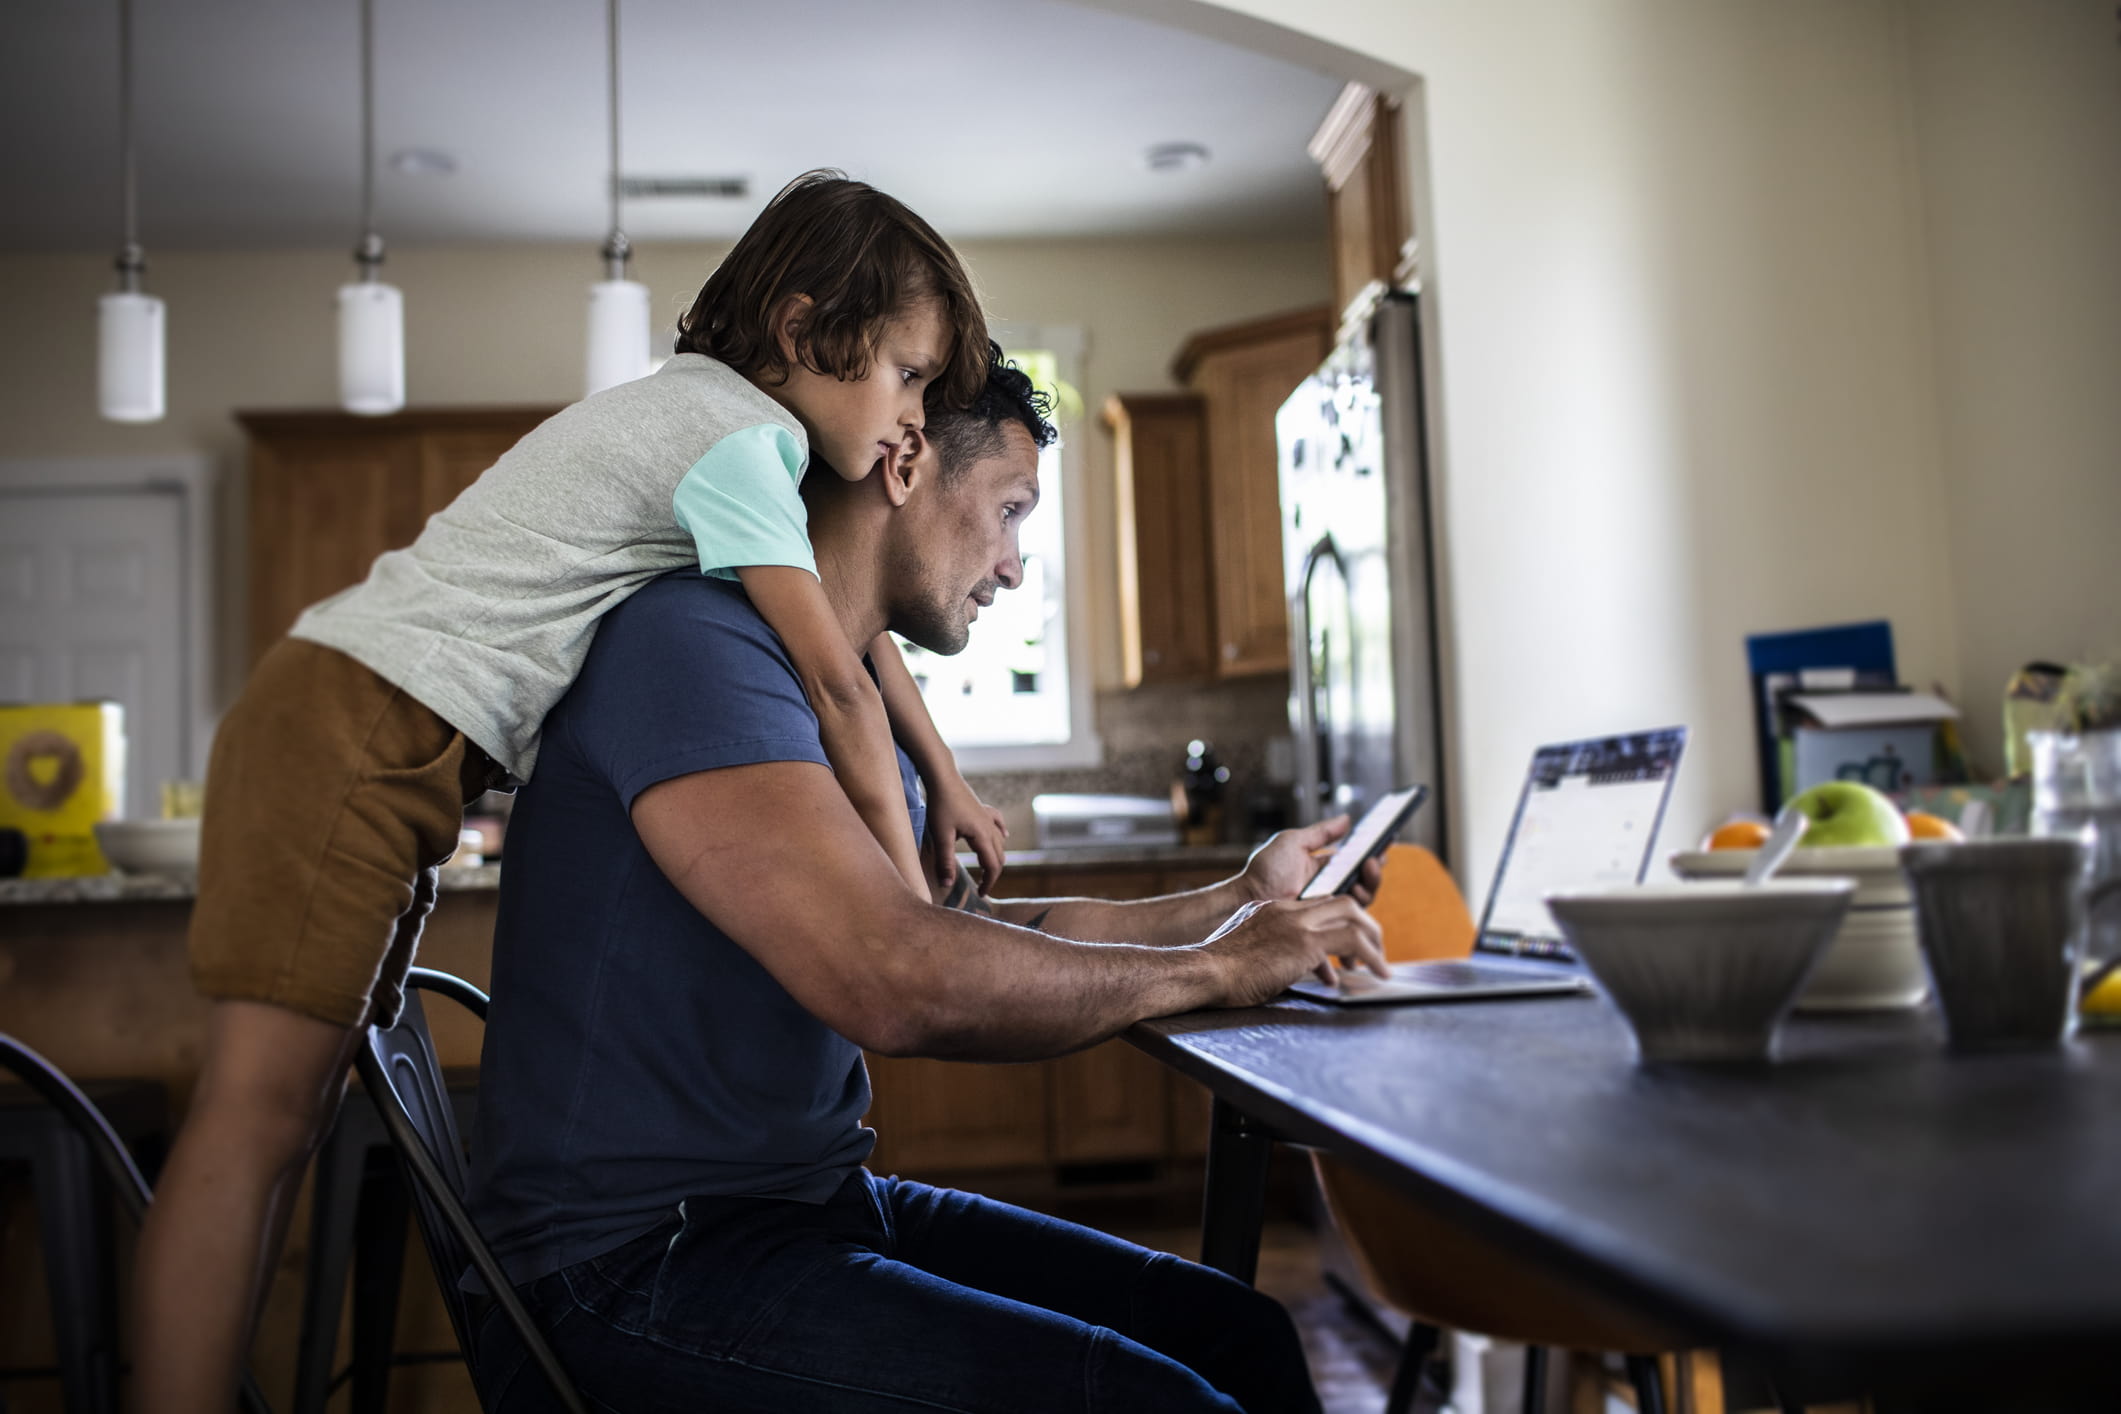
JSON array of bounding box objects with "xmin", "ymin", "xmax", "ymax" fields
[
  {"xmin": 355, "ymin": 0, "xmax": 384, "ymax": 278},
  {"xmin": 115, "ymin": 0, "xmax": 143, "ymax": 288},
  {"xmin": 602, "ymin": 0, "xmax": 630, "ymax": 279}
]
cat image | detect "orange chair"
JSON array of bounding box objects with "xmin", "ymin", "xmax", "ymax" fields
[
  {"xmin": 1315, "ymin": 845, "xmax": 1693, "ymax": 1414},
  {"xmin": 1364, "ymin": 842, "xmax": 1478, "ymax": 964}
]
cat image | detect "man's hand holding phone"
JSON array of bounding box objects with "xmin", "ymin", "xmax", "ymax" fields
[{"xmin": 1238, "ymin": 814, "xmax": 1385, "ymax": 907}]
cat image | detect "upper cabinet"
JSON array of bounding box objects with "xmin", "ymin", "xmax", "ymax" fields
[
  {"xmin": 1104, "ymin": 308, "xmax": 1331, "ymax": 687},
  {"xmin": 239, "ymin": 407, "xmax": 558, "ymax": 665},
  {"xmin": 1173, "ymin": 307, "xmax": 1334, "ymax": 679},
  {"xmin": 1104, "ymin": 392, "xmax": 1216, "ymax": 686},
  {"xmin": 1309, "ymin": 82, "xmax": 1415, "ymax": 323}
]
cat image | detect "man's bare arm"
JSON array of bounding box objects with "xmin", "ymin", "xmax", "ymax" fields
[
  {"xmin": 630, "ymin": 762, "xmax": 1383, "ymax": 1062},
  {"xmin": 964, "ymin": 817, "xmax": 1386, "ymax": 946},
  {"xmin": 979, "ymin": 881, "xmax": 1245, "ymax": 947}
]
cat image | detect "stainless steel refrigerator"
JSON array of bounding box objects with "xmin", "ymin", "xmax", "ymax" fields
[{"xmin": 1276, "ymin": 290, "xmax": 1448, "ymax": 862}]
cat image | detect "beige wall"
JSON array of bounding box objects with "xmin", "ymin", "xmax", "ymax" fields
[
  {"xmin": 0, "ymin": 234, "xmax": 1327, "ymax": 710},
  {"xmin": 1900, "ymin": 0, "xmax": 2121, "ymax": 771},
  {"xmin": 1189, "ymin": 0, "xmax": 1963, "ymax": 893}
]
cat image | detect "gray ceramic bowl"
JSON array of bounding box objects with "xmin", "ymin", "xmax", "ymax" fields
[{"xmin": 1546, "ymin": 880, "xmax": 1857, "ymax": 1063}]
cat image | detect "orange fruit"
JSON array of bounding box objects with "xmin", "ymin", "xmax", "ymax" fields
[
  {"xmin": 1905, "ymin": 810, "xmax": 1964, "ymax": 841},
  {"xmin": 1705, "ymin": 820, "xmax": 1773, "ymax": 851}
]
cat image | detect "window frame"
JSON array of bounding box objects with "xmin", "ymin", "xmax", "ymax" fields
[{"xmin": 924, "ymin": 321, "xmax": 1100, "ymax": 772}]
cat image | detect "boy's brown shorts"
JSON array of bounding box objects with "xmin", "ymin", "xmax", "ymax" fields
[{"xmin": 189, "ymin": 638, "xmax": 506, "ymax": 1031}]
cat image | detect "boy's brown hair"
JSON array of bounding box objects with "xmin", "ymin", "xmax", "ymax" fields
[{"xmin": 675, "ymin": 170, "xmax": 989, "ymax": 410}]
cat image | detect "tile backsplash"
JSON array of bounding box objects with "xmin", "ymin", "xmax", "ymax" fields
[{"xmin": 964, "ymin": 674, "xmax": 1294, "ymax": 846}]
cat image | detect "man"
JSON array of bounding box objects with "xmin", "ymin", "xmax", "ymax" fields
[{"xmin": 466, "ymin": 358, "xmax": 1387, "ymax": 1412}]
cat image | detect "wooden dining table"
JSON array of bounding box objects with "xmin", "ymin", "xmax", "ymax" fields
[{"xmin": 1127, "ymin": 991, "xmax": 2121, "ymax": 1409}]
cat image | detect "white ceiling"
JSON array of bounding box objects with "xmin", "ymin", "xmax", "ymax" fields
[{"xmin": 0, "ymin": 0, "xmax": 1350, "ymax": 251}]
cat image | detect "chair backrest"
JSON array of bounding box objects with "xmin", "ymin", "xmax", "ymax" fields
[
  {"xmin": 1366, "ymin": 843, "xmax": 1477, "ymax": 963},
  {"xmin": 0, "ymin": 1033, "xmax": 154, "ymax": 1221},
  {"xmin": 359, "ymin": 968, "xmax": 587, "ymax": 1414},
  {"xmin": 1, "ymin": 1035, "xmax": 277, "ymax": 1414}
]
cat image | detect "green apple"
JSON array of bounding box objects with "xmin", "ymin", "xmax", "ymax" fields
[{"xmin": 1785, "ymin": 781, "xmax": 1911, "ymax": 848}]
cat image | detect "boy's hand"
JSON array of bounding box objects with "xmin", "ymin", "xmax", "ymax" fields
[{"xmin": 926, "ymin": 776, "xmax": 1008, "ymax": 892}]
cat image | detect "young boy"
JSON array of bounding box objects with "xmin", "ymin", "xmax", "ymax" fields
[{"xmin": 132, "ymin": 170, "xmax": 1006, "ymax": 1411}]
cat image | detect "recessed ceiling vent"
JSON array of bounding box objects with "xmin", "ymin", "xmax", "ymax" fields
[
  {"xmin": 1144, "ymin": 142, "xmax": 1210, "ymax": 174},
  {"xmin": 619, "ymin": 176, "xmax": 750, "ymax": 199}
]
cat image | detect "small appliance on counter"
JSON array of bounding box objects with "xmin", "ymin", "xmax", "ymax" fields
[{"xmin": 1032, "ymin": 794, "xmax": 1181, "ymax": 852}]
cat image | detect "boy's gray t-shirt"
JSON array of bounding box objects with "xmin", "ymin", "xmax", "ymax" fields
[{"xmin": 290, "ymin": 354, "xmax": 808, "ymax": 782}]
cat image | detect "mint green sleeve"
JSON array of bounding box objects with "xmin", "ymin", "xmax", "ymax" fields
[{"xmin": 671, "ymin": 422, "xmax": 817, "ymax": 583}]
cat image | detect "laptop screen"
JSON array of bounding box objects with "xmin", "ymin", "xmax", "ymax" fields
[{"xmin": 1474, "ymin": 727, "xmax": 1688, "ymax": 959}]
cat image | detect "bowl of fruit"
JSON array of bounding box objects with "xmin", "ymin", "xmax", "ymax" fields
[{"xmin": 1669, "ymin": 783, "xmax": 1946, "ymax": 1011}]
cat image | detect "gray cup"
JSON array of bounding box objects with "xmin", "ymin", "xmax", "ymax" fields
[{"xmin": 1900, "ymin": 838, "xmax": 2099, "ymax": 1051}]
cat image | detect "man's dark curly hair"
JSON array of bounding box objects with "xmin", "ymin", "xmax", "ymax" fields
[{"xmin": 927, "ymin": 343, "xmax": 1058, "ymax": 483}]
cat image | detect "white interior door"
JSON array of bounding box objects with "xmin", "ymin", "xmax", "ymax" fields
[{"xmin": 0, "ymin": 488, "xmax": 190, "ymax": 820}]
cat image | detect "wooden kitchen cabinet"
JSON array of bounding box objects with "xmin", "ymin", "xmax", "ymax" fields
[
  {"xmin": 1105, "ymin": 310, "xmax": 1332, "ymax": 685},
  {"xmin": 1104, "ymin": 393, "xmax": 1215, "ymax": 687},
  {"xmin": 866, "ymin": 1058, "xmax": 1053, "ymax": 1173},
  {"xmin": 1309, "ymin": 82, "xmax": 1414, "ymax": 323},
  {"xmin": 1172, "ymin": 308, "xmax": 1334, "ymax": 679},
  {"xmin": 239, "ymin": 406, "xmax": 558, "ymax": 663},
  {"xmin": 1051, "ymin": 1041, "xmax": 1170, "ymax": 1163}
]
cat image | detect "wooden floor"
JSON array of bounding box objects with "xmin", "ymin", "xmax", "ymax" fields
[
  {"xmin": 1099, "ymin": 1219, "xmax": 1873, "ymax": 1414},
  {"xmin": 0, "ymin": 1201, "xmax": 1865, "ymax": 1414}
]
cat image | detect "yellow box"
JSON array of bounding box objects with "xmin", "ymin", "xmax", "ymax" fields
[{"xmin": 0, "ymin": 703, "xmax": 127, "ymax": 876}]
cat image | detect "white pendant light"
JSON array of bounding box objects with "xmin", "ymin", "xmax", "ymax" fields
[
  {"xmin": 584, "ymin": 0, "xmax": 651, "ymax": 398},
  {"xmin": 338, "ymin": 0, "xmax": 405, "ymax": 416},
  {"xmin": 99, "ymin": 0, "xmax": 164, "ymax": 424}
]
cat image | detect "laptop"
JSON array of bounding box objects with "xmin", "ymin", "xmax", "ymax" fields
[{"xmin": 1287, "ymin": 726, "xmax": 1688, "ymax": 1005}]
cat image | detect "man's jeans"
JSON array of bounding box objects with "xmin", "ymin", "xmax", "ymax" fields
[{"xmin": 474, "ymin": 1170, "xmax": 1321, "ymax": 1413}]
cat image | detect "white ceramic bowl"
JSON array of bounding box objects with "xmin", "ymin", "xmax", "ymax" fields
[
  {"xmin": 93, "ymin": 818, "xmax": 202, "ymax": 874},
  {"xmin": 1547, "ymin": 879, "xmax": 1856, "ymax": 1063},
  {"xmin": 1668, "ymin": 846, "xmax": 1927, "ymax": 1011}
]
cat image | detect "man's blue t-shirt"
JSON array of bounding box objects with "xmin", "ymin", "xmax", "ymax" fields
[{"xmin": 466, "ymin": 572, "xmax": 923, "ymax": 1285}]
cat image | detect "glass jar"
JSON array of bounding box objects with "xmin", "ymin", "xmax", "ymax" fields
[{"xmin": 2030, "ymin": 729, "xmax": 2121, "ymax": 965}]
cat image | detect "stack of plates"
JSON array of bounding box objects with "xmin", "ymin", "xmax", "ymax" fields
[{"xmin": 1668, "ymin": 846, "xmax": 1927, "ymax": 1011}]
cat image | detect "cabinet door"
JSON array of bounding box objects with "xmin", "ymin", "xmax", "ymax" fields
[
  {"xmin": 419, "ymin": 428, "xmax": 524, "ymax": 519},
  {"xmin": 865, "ymin": 1057, "xmax": 1051, "ymax": 1175},
  {"xmin": 1177, "ymin": 311, "xmax": 1332, "ymax": 679},
  {"xmin": 1041, "ymin": 862, "xmax": 1182, "ymax": 1162},
  {"xmin": 1313, "ymin": 87, "xmax": 1409, "ymax": 321},
  {"xmin": 248, "ymin": 433, "xmax": 423, "ymax": 657},
  {"xmin": 1105, "ymin": 393, "xmax": 1215, "ymax": 685},
  {"xmin": 1052, "ymin": 1040, "xmax": 1170, "ymax": 1163},
  {"xmin": 242, "ymin": 408, "xmax": 558, "ymax": 664}
]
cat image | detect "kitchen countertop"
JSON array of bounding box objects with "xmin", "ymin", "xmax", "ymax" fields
[
  {"xmin": 0, "ymin": 845, "xmax": 1254, "ymax": 908},
  {"xmin": 0, "ymin": 863, "xmax": 506, "ymax": 907},
  {"xmin": 970, "ymin": 843, "xmax": 1255, "ymax": 872}
]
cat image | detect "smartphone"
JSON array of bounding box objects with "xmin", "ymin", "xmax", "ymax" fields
[{"xmin": 1298, "ymin": 785, "xmax": 1430, "ymax": 899}]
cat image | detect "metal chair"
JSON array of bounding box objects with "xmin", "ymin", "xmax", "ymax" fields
[
  {"xmin": 355, "ymin": 966, "xmax": 586, "ymax": 1413},
  {"xmin": 294, "ymin": 1065, "xmax": 478, "ymax": 1414},
  {"xmin": 0, "ymin": 1033, "xmax": 272, "ymax": 1414}
]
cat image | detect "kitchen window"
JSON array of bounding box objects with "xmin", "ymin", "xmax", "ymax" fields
[{"xmin": 894, "ymin": 325, "xmax": 1099, "ymax": 770}]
